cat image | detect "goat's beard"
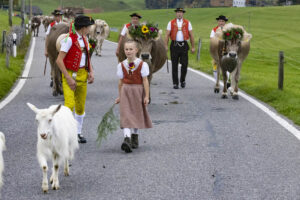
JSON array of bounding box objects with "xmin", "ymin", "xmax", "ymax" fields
[{"xmin": 221, "ymin": 56, "xmax": 237, "ymax": 73}]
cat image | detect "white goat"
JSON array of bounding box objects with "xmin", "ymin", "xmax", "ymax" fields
[
  {"xmin": 0, "ymin": 131, "xmax": 6, "ymax": 193},
  {"xmin": 27, "ymin": 103, "xmax": 79, "ymax": 193}
]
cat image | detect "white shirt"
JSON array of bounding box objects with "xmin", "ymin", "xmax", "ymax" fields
[
  {"xmin": 60, "ymin": 32, "xmax": 90, "ymax": 67},
  {"xmin": 117, "ymin": 58, "xmax": 150, "ymax": 79},
  {"xmin": 120, "ymin": 24, "xmax": 129, "ymax": 36},
  {"xmin": 167, "ymin": 18, "xmax": 192, "ymax": 41},
  {"xmin": 210, "ymin": 30, "xmax": 216, "ymax": 38},
  {"xmin": 45, "ymin": 21, "xmax": 61, "ymax": 35}
]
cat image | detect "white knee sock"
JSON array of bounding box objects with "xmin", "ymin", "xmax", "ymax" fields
[
  {"xmin": 123, "ymin": 128, "xmax": 131, "ymax": 138},
  {"xmin": 131, "ymin": 128, "xmax": 138, "ymax": 135},
  {"xmin": 75, "ymin": 113, "xmax": 85, "ymax": 135},
  {"xmin": 213, "ymin": 70, "xmax": 218, "ymax": 81}
]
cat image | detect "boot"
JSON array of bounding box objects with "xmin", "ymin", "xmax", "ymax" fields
[
  {"xmin": 131, "ymin": 134, "xmax": 139, "ymax": 149},
  {"xmin": 121, "ymin": 137, "xmax": 132, "ymax": 153}
]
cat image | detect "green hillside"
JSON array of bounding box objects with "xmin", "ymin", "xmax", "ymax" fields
[
  {"xmin": 92, "ymin": 6, "xmax": 300, "ymax": 126},
  {"xmin": 31, "ymin": 0, "xmax": 146, "ymax": 15}
]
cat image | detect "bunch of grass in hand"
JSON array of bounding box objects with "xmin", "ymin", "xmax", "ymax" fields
[{"xmin": 97, "ymin": 104, "xmax": 119, "ymax": 147}]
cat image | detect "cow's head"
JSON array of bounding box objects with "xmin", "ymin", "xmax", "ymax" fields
[
  {"xmin": 127, "ymin": 29, "xmax": 162, "ymax": 63},
  {"xmin": 222, "ymin": 39, "xmax": 241, "ymax": 60},
  {"xmin": 27, "ymin": 103, "xmax": 61, "ymax": 140},
  {"xmin": 94, "ymin": 20, "xmax": 107, "ymax": 36}
]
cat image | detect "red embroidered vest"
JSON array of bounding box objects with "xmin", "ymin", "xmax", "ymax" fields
[
  {"xmin": 63, "ymin": 33, "xmax": 90, "ymax": 72},
  {"xmin": 213, "ymin": 26, "xmax": 219, "ymax": 32},
  {"xmin": 170, "ymin": 18, "xmax": 190, "ymax": 41},
  {"xmin": 121, "ymin": 61, "xmax": 143, "ymax": 84}
]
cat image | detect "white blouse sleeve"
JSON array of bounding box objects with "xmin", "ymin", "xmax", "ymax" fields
[
  {"xmin": 120, "ymin": 25, "xmax": 127, "ymax": 36},
  {"xmin": 117, "ymin": 63, "xmax": 124, "ymax": 79},
  {"xmin": 188, "ymin": 22, "xmax": 193, "ymax": 31},
  {"xmin": 141, "ymin": 62, "xmax": 150, "ymax": 77},
  {"xmin": 210, "ymin": 30, "xmax": 215, "ymax": 38},
  {"xmin": 45, "ymin": 25, "xmax": 51, "ymax": 35},
  {"xmin": 167, "ymin": 21, "xmax": 171, "ymax": 31},
  {"xmin": 60, "ymin": 37, "xmax": 72, "ymax": 52}
]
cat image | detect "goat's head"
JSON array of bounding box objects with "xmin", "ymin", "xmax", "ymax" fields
[{"xmin": 27, "ymin": 103, "xmax": 61, "ymax": 140}]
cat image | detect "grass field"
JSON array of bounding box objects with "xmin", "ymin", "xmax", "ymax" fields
[
  {"xmin": 0, "ymin": 11, "xmax": 30, "ymax": 100},
  {"xmin": 91, "ymin": 6, "xmax": 300, "ymax": 126},
  {"xmin": 31, "ymin": 0, "xmax": 145, "ymax": 15}
]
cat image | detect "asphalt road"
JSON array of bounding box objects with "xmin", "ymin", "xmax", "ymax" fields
[{"xmin": 1, "ymin": 31, "xmax": 300, "ymax": 200}]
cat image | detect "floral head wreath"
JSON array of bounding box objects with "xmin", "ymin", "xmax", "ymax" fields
[
  {"xmin": 223, "ymin": 27, "xmax": 244, "ymax": 41},
  {"xmin": 128, "ymin": 23, "xmax": 159, "ymax": 39}
]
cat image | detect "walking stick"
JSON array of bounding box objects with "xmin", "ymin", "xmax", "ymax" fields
[
  {"xmin": 44, "ymin": 57, "xmax": 48, "ymax": 76},
  {"xmin": 166, "ymin": 54, "xmax": 169, "ymax": 73}
]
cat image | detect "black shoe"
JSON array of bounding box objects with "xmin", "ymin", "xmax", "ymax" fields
[
  {"xmin": 173, "ymin": 84, "xmax": 179, "ymax": 89},
  {"xmin": 131, "ymin": 134, "xmax": 139, "ymax": 149},
  {"xmin": 180, "ymin": 82, "xmax": 186, "ymax": 88},
  {"xmin": 121, "ymin": 137, "xmax": 132, "ymax": 153},
  {"xmin": 50, "ymin": 80, "xmax": 53, "ymax": 87},
  {"xmin": 78, "ymin": 134, "xmax": 87, "ymax": 143},
  {"xmin": 226, "ymin": 82, "xmax": 231, "ymax": 89}
]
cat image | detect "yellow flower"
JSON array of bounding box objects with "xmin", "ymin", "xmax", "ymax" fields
[
  {"xmin": 141, "ymin": 25, "xmax": 149, "ymax": 34},
  {"xmin": 89, "ymin": 43, "xmax": 92, "ymax": 49}
]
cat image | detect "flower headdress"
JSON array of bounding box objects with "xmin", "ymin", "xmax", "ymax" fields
[
  {"xmin": 128, "ymin": 23, "xmax": 159, "ymax": 39},
  {"xmin": 223, "ymin": 27, "xmax": 244, "ymax": 41}
]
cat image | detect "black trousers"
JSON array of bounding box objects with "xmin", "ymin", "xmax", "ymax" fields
[{"xmin": 170, "ymin": 40, "xmax": 189, "ymax": 85}]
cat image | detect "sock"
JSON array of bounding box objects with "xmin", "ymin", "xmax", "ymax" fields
[
  {"xmin": 75, "ymin": 113, "xmax": 85, "ymax": 135},
  {"xmin": 213, "ymin": 70, "xmax": 218, "ymax": 81},
  {"xmin": 131, "ymin": 128, "xmax": 138, "ymax": 135},
  {"xmin": 123, "ymin": 128, "xmax": 131, "ymax": 138}
]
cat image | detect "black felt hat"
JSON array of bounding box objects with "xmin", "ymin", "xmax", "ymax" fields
[
  {"xmin": 129, "ymin": 13, "xmax": 142, "ymax": 18},
  {"xmin": 51, "ymin": 9, "xmax": 63, "ymax": 16},
  {"xmin": 74, "ymin": 15, "xmax": 95, "ymax": 26},
  {"xmin": 216, "ymin": 15, "xmax": 228, "ymax": 21},
  {"xmin": 174, "ymin": 8, "xmax": 186, "ymax": 13}
]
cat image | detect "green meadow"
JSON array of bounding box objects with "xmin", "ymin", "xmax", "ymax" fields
[
  {"xmin": 32, "ymin": 0, "xmax": 146, "ymax": 15},
  {"xmin": 91, "ymin": 6, "xmax": 300, "ymax": 125},
  {"xmin": 0, "ymin": 11, "xmax": 30, "ymax": 100}
]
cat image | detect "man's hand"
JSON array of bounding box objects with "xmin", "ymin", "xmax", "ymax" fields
[
  {"xmin": 191, "ymin": 47, "xmax": 195, "ymax": 54},
  {"xmin": 88, "ymin": 71, "xmax": 94, "ymax": 84},
  {"xmin": 67, "ymin": 77, "xmax": 76, "ymax": 91}
]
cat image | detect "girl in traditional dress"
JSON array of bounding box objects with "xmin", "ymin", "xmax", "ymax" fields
[{"xmin": 115, "ymin": 40, "xmax": 152, "ymax": 153}]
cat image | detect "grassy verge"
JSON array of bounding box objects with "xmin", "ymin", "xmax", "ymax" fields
[
  {"xmin": 0, "ymin": 11, "xmax": 31, "ymax": 100},
  {"xmin": 92, "ymin": 6, "xmax": 300, "ymax": 126}
]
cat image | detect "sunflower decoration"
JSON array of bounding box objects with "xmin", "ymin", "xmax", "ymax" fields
[
  {"xmin": 129, "ymin": 23, "xmax": 159, "ymax": 39},
  {"xmin": 88, "ymin": 38, "xmax": 97, "ymax": 56},
  {"xmin": 223, "ymin": 27, "xmax": 244, "ymax": 41},
  {"xmin": 128, "ymin": 62, "xmax": 135, "ymax": 75}
]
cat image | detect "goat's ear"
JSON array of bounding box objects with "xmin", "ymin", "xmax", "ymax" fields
[
  {"xmin": 27, "ymin": 102, "xmax": 39, "ymax": 114},
  {"xmin": 52, "ymin": 104, "xmax": 62, "ymax": 116}
]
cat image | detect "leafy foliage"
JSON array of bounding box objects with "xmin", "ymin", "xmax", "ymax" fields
[{"xmin": 96, "ymin": 104, "xmax": 119, "ymax": 147}]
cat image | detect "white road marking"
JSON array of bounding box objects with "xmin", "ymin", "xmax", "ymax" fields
[
  {"xmin": 0, "ymin": 37, "xmax": 36, "ymax": 110},
  {"xmin": 188, "ymin": 67, "xmax": 300, "ymax": 139}
]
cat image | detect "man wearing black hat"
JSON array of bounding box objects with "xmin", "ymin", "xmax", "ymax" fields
[
  {"xmin": 45, "ymin": 9, "xmax": 63, "ymax": 57},
  {"xmin": 116, "ymin": 13, "xmax": 142, "ymax": 57},
  {"xmin": 56, "ymin": 15, "xmax": 95, "ymax": 143},
  {"xmin": 210, "ymin": 15, "xmax": 230, "ymax": 87},
  {"xmin": 165, "ymin": 8, "xmax": 195, "ymax": 89}
]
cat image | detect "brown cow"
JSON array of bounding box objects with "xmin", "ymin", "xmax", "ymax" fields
[
  {"xmin": 47, "ymin": 23, "xmax": 69, "ymax": 96},
  {"xmin": 89, "ymin": 19, "xmax": 110, "ymax": 56},
  {"xmin": 42, "ymin": 16, "xmax": 54, "ymax": 32},
  {"xmin": 117, "ymin": 28, "xmax": 167, "ymax": 84},
  {"xmin": 210, "ymin": 23, "xmax": 251, "ymax": 100},
  {"xmin": 31, "ymin": 16, "xmax": 41, "ymax": 37}
]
